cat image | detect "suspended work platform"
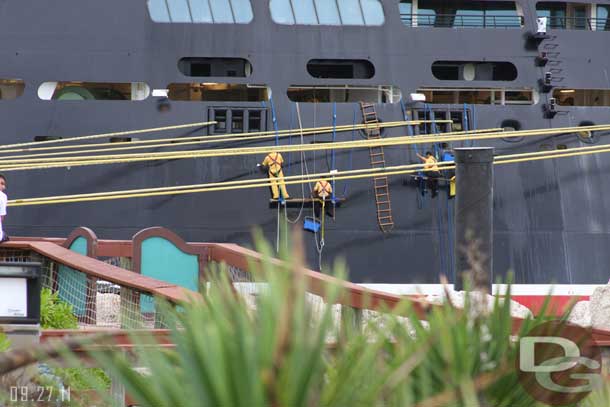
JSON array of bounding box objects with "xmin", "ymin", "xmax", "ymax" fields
[{"xmin": 268, "ymin": 198, "xmax": 346, "ymax": 208}]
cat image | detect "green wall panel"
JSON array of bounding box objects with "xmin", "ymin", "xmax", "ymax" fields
[
  {"xmin": 140, "ymin": 237, "xmax": 199, "ymax": 313},
  {"xmin": 57, "ymin": 237, "xmax": 88, "ymax": 316}
]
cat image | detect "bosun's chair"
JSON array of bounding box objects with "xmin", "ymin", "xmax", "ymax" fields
[
  {"xmin": 56, "ymin": 227, "xmax": 99, "ymax": 324},
  {"xmin": 132, "ymin": 227, "xmax": 208, "ymax": 327}
]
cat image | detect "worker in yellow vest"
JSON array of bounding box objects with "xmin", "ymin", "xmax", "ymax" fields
[
  {"xmin": 313, "ymin": 178, "xmax": 332, "ymax": 219},
  {"xmin": 417, "ymin": 151, "xmax": 440, "ymax": 198},
  {"xmin": 261, "ymin": 151, "xmax": 289, "ymax": 200},
  {"xmin": 313, "ymin": 178, "xmax": 332, "ymax": 200}
]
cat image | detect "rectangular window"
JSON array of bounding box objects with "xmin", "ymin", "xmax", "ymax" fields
[
  {"xmin": 0, "ymin": 79, "xmax": 25, "ymax": 100},
  {"xmin": 287, "ymin": 85, "xmax": 401, "ymax": 103},
  {"xmin": 361, "ymin": 0, "xmax": 385, "ymax": 25},
  {"xmin": 314, "ymin": 0, "xmax": 342, "ymax": 25},
  {"xmin": 554, "ymin": 89, "xmax": 610, "ymax": 106},
  {"xmin": 418, "ymin": 87, "xmax": 534, "ymax": 105},
  {"xmin": 214, "ymin": 109, "xmax": 227, "ymax": 133},
  {"xmin": 596, "ymin": 5, "xmax": 610, "ymax": 30},
  {"xmin": 248, "ymin": 110, "xmax": 262, "ymax": 132},
  {"xmin": 148, "ymin": 0, "xmax": 171, "ymax": 21},
  {"xmin": 536, "ymin": 2, "xmax": 567, "ymax": 29},
  {"xmin": 231, "ymin": 0, "xmax": 254, "ymax": 23},
  {"xmin": 209, "ymin": 0, "xmax": 234, "ymax": 23},
  {"xmin": 450, "ymin": 111, "xmax": 464, "ymax": 132},
  {"xmin": 269, "ymin": 0, "xmax": 295, "ymax": 24},
  {"xmin": 190, "ymin": 0, "xmax": 213, "ymax": 23},
  {"xmin": 337, "ymin": 0, "xmax": 365, "ymax": 25},
  {"xmin": 232, "ymin": 110, "xmax": 244, "ymax": 132},
  {"xmin": 292, "ymin": 0, "xmax": 318, "ymax": 25},
  {"xmin": 167, "ymin": 0, "xmax": 192, "ymax": 22},
  {"xmin": 168, "ymin": 83, "xmax": 269, "ymax": 102},
  {"xmin": 404, "ymin": 1, "xmax": 521, "ymax": 28}
]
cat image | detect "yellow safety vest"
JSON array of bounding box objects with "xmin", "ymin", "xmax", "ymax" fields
[
  {"xmin": 263, "ymin": 152, "xmax": 284, "ymax": 175},
  {"xmin": 314, "ymin": 180, "xmax": 332, "ymax": 198}
]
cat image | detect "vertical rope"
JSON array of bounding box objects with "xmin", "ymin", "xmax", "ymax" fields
[
  {"xmin": 401, "ymin": 99, "xmax": 424, "ymax": 209},
  {"xmin": 287, "ymin": 103, "xmax": 295, "ymax": 174},
  {"xmin": 269, "ymin": 96, "xmax": 280, "ymax": 146},
  {"xmin": 331, "ymin": 102, "xmax": 337, "ymax": 203}
]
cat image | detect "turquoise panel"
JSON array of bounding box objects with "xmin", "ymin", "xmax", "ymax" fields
[
  {"xmin": 57, "ymin": 237, "xmax": 88, "ymax": 316},
  {"xmin": 140, "ymin": 237, "xmax": 199, "ymax": 313}
]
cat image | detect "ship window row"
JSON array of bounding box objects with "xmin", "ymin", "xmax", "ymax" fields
[
  {"xmin": 400, "ymin": 0, "xmax": 524, "ymax": 28},
  {"xmin": 177, "ymin": 57, "xmax": 375, "ymax": 80},
  {"xmin": 418, "ymin": 87, "xmax": 537, "ymax": 105},
  {"xmin": 553, "ymin": 88, "xmax": 610, "ymax": 106},
  {"xmin": 146, "ymin": 0, "xmax": 610, "ymax": 30},
  {"xmin": 147, "ymin": 0, "xmax": 253, "ymax": 24},
  {"xmin": 8, "ymin": 80, "xmax": 610, "ymax": 108},
  {"xmin": 270, "ymin": 0, "xmax": 384, "ymax": 26},
  {"xmin": 536, "ymin": 2, "xmax": 610, "ymax": 31}
]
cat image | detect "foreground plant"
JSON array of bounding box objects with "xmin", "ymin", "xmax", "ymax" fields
[{"xmin": 1, "ymin": 232, "xmax": 609, "ymax": 406}]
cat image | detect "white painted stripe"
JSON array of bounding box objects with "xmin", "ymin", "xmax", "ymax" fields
[{"xmin": 359, "ymin": 284, "xmax": 604, "ymax": 296}]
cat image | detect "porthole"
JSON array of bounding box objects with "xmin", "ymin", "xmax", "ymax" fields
[{"xmin": 500, "ymin": 119, "xmax": 523, "ymax": 142}]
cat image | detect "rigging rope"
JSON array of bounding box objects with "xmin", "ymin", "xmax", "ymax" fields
[
  {"xmin": 0, "ymin": 127, "xmax": 536, "ymax": 171},
  {"xmin": 0, "ymin": 121, "xmax": 425, "ymax": 161},
  {"xmin": 11, "ymin": 141, "xmax": 610, "ymax": 206},
  {"xmin": 0, "ymin": 121, "xmax": 217, "ymax": 150}
]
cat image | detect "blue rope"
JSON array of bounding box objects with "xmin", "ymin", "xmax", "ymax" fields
[
  {"xmin": 269, "ymin": 96, "xmax": 280, "ymax": 146},
  {"xmin": 331, "ymin": 102, "xmax": 337, "ymax": 203},
  {"xmin": 401, "ymin": 99, "xmax": 424, "ymax": 209},
  {"xmin": 342, "ymin": 105, "xmax": 356, "ymax": 197},
  {"xmin": 428, "ymin": 106, "xmax": 441, "ymax": 158}
]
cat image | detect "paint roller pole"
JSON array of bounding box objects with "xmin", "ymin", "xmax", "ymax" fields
[{"xmin": 454, "ymin": 147, "xmax": 494, "ymax": 293}]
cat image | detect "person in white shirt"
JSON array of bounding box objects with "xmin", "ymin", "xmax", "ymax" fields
[{"xmin": 0, "ymin": 174, "xmax": 8, "ymax": 242}]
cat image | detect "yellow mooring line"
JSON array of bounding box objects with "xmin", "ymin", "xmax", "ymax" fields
[
  {"xmin": 9, "ymin": 140, "xmax": 610, "ymax": 207},
  {"xmin": 0, "ymin": 120, "xmax": 457, "ymax": 161},
  {"xmin": 0, "ymin": 121, "xmax": 218, "ymax": 150},
  {"xmin": 0, "ymin": 124, "xmax": 608, "ymax": 172}
]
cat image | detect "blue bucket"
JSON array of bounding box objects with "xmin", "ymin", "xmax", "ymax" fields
[
  {"xmin": 441, "ymin": 151, "xmax": 455, "ymax": 162},
  {"xmin": 303, "ymin": 217, "xmax": 321, "ymax": 233}
]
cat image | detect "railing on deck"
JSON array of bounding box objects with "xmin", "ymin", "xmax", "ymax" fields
[
  {"xmin": 542, "ymin": 16, "xmax": 610, "ymax": 31},
  {"xmin": 400, "ymin": 13, "xmax": 524, "ymax": 28}
]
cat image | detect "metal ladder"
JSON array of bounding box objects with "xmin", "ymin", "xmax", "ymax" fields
[{"xmin": 360, "ymin": 102, "xmax": 394, "ymax": 233}]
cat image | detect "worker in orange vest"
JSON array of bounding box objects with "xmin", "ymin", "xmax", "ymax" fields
[
  {"xmin": 312, "ymin": 178, "xmax": 332, "ymax": 219},
  {"xmin": 260, "ymin": 151, "xmax": 290, "ymax": 200}
]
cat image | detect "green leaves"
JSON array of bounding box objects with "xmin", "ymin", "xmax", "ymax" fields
[
  {"xmin": 40, "ymin": 288, "xmax": 78, "ymax": 329},
  {"xmin": 0, "ymin": 332, "xmax": 9, "ymax": 352}
]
